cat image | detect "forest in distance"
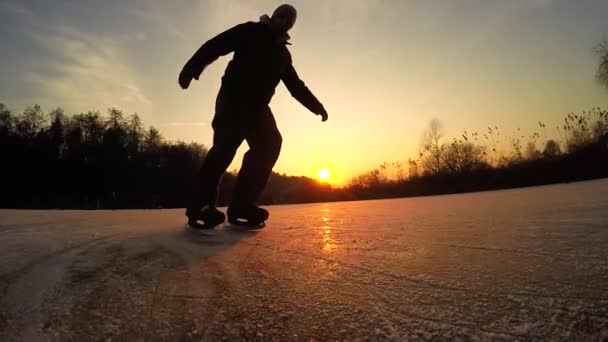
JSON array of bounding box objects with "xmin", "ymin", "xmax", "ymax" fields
[{"xmin": 0, "ymin": 102, "xmax": 606, "ymax": 209}]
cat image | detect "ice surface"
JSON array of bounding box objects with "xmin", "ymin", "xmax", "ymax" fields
[{"xmin": 1, "ymin": 179, "xmax": 608, "ymax": 340}]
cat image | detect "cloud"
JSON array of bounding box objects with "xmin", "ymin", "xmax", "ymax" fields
[
  {"xmin": 4, "ymin": 2, "xmax": 151, "ymax": 115},
  {"xmin": 129, "ymin": 6, "xmax": 189, "ymax": 42},
  {"xmin": 0, "ymin": 1, "xmax": 36, "ymax": 20}
]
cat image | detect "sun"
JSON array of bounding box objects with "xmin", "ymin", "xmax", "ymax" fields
[{"xmin": 317, "ymin": 168, "xmax": 331, "ymax": 181}]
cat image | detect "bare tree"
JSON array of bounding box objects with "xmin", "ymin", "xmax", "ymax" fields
[
  {"xmin": 597, "ymin": 38, "xmax": 608, "ymax": 89},
  {"xmin": 443, "ymin": 139, "xmax": 487, "ymax": 173},
  {"xmin": 16, "ymin": 104, "xmax": 46, "ymax": 137},
  {"xmin": 420, "ymin": 118, "xmax": 444, "ymax": 174},
  {"xmin": 126, "ymin": 113, "xmax": 145, "ymax": 157},
  {"xmin": 542, "ymin": 139, "xmax": 561, "ymax": 158},
  {"xmin": 0, "ymin": 103, "xmax": 13, "ymax": 135},
  {"xmin": 348, "ymin": 169, "xmax": 385, "ymax": 189},
  {"xmin": 107, "ymin": 107, "xmax": 125, "ymax": 126},
  {"xmin": 525, "ymin": 141, "xmax": 541, "ymax": 160},
  {"xmin": 144, "ymin": 126, "xmax": 163, "ymax": 152},
  {"xmin": 407, "ymin": 158, "xmax": 419, "ymax": 179},
  {"xmin": 49, "ymin": 108, "xmax": 66, "ymax": 157}
]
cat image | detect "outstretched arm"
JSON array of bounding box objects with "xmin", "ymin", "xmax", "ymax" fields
[
  {"xmin": 282, "ymin": 64, "xmax": 328, "ymax": 121},
  {"xmin": 179, "ymin": 23, "xmax": 248, "ymax": 89}
]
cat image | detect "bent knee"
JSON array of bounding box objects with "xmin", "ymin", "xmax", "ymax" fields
[
  {"xmin": 274, "ymin": 132, "xmax": 283, "ymax": 149},
  {"xmin": 269, "ymin": 132, "xmax": 282, "ymax": 155}
]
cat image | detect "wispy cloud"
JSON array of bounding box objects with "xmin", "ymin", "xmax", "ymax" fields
[
  {"xmin": 4, "ymin": 2, "xmax": 151, "ymax": 115},
  {"xmin": 0, "ymin": 1, "xmax": 36, "ymax": 20},
  {"xmin": 129, "ymin": 6, "xmax": 189, "ymax": 42}
]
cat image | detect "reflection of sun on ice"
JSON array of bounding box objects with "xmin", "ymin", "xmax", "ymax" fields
[
  {"xmin": 322, "ymin": 225, "xmax": 333, "ymax": 252},
  {"xmin": 317, "ymin": 168, "xmax": 331, "ymax": 181}
]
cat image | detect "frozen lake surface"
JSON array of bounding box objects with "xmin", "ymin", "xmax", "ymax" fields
[{"xmin": 1, "ymin": 179, "xmax": 608, "ymax": 340}]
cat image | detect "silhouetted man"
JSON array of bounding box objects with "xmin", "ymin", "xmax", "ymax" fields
[{"xmin": 179, "ymin": 4, "xmax": 328, "ymax": 228}]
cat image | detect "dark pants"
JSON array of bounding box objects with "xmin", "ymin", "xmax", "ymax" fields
[{"xmin": 189, "ymin": 100, "xmax": 282, "ymax": 210}]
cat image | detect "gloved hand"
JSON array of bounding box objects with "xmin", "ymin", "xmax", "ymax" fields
[
  {"xmin": 317, "ymin": 107, "xmax": 328, "ymax": 122},
  {"xmin": 178, "ymin": 68, "xmax": 193, "ymax": 89}
]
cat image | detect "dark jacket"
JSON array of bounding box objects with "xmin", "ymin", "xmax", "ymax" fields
[{"xmin": 182, "ymin": 21, "xmax": 325, "ymax": 114}]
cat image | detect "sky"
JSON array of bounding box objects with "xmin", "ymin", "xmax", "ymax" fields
[{"xmin": 1, "ymin": 0, "xmax": 608, "ymax": 185}]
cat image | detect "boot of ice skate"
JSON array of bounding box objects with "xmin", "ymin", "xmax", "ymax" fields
[
  {"xmin": 186, "ymin": 204, "xmax": 226, "ymax": 229},
  {"xmin": 227, "ymin": 205, "xmax": 268, "ymax": 228}
]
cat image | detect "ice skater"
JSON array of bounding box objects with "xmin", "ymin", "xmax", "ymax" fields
[{"xmin": 179, "ymin": 4, "xmax": 328, "ymax": 228}]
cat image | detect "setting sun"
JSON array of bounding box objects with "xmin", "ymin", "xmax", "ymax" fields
[{"xmin": 317, "ymin": 168, "xmax": 331, "ymax": 181}]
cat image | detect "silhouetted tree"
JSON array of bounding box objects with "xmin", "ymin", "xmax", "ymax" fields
[
  {"xmin": 597, "ymin": 38, "xmax": 608, "ymax": 89},
  {"xmin": 1, "ymin": 102, "xmax": 607, "ymax": 209},
  {"xmin": 443, "ymin": 139, "xmax": 488, "ymax": 173},
  {"xmin": 144, "ymin": 126, "xmax": 163, "ymax": 152},
  {"xmin": 525, "ymin": 141, "xmax": 541, "ymax": 160},
  {"xmin": 0, "ymin": 103, "xmax": 13, "ymax": 137},
  {"xmin": 379, "ymin": 161, "xmax": 407, "ymax": 181},
  {"xmin": 126, "ymin": 113, "xmax": 144, "ymax": 158},
  {"xmin": 64, "ymin": 116, "xmax": 84, "ymax": 161},
  {"xmin": 591, "ymin": 108, "xmax": 608, "ymax": 141},
  {"xmin": 556, "ymin": 108, "xmax": 607, "ymax": 155},
  {"xmin": 49, "ymin": 108, "xmax": 66, "ymax": 159},
  {"xmin": 349, "ymin": 169, "xmax": 385, "ymax": 188},
  {"xmin": 106, "ymin": 108, "xmax": 125, "ymax": 131},
  {"xmin": 407, "ymin": 158, "xmax": 420, "ymax": 179},
  {"xmin": 420, "ymin": 118, "xmax": 444, "ymax": 174},
  {"xmin": 16, "ymin": 104, "xmax": 46, "ymax": 138},
  {"xmin": 73, "ymin": 111, "xmax": 105, "ymax": 144},
  {"xmin": 542, "ymin": 140, "xmax": 561, "ymax": 158}
]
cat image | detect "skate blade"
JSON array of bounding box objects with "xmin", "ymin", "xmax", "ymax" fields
[
  {"xmin": 187, "ymin": 220, "xmax": 222, "ymax": 230},
  {"xmin": 228, "ymin": 220, "xmax": 266, "ymax": 229}
]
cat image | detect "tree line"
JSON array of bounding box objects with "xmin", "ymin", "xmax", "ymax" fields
[
  {"xmin": 0, "ymin": 104, "xmax": 205, "ymax": 208},
  {"xmin": 1, "ymin": 39, "xmax": 607, "ymax": 209},
  {"xmin": 0, "ymin": 104, "xmax": 339, "ymax": 208},
  {"xmin": 1, "ymin": 102, "xmax": 606, "ymax": 209},
  {"xmin": 345, "ymin": 37, "xmax": 608, "ymax": 199},
  {"xmin": 347, "ymin": 108, "xmax": 608, "ymax": 199}
]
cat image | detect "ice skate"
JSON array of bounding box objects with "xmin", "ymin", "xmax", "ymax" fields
[
  {"xmin": 227, "ymin": 205, "xmax": 268, "ymax": 228},
  {"xmin": 186, "ymin": 205, "xmax": 225, "ymax": 229}
]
